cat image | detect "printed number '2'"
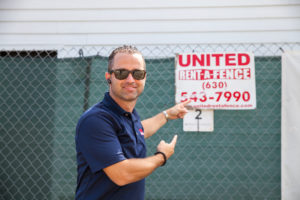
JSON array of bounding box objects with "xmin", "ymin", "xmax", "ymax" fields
[{"xmin": 195, "ymin": 109, "xmax": 202, "ymax": 120}]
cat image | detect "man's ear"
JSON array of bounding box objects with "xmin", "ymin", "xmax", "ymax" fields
[{"xmin": 105, "ymin": 72, "xmax": 111, "ymax": 84}]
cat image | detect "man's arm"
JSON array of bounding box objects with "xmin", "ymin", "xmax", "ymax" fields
[
  {"xmin": 141, "ymin": 100, "xmax": 191, "ymax": 138},
  {"xmin": 141, "ymin": 112, "xmax": 167, "ymax": 139},
  {"xmin": 103, "ymin": 135, "xmax": 177, "ymax": 186}
]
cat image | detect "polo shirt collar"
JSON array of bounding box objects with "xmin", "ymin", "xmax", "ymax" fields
[{"xmin": 102, "ymin": 92, "xmax": 137, "ymax": 119}]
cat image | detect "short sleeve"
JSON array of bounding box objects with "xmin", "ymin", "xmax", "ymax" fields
[{"xmin": 77, "ymin": 114, "xmax": 126, "ymax": 173}]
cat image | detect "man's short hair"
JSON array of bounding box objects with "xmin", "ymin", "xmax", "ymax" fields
[{"xmin": 108, "ymin": 45, "xmax": 145, "ymax": 72}]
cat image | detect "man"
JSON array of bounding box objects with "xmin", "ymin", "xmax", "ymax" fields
[{"xmin": 75, "ymin": 45, "xmax": 190, "ymax": 199}]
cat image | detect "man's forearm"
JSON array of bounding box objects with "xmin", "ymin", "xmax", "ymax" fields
[
  {"xmin": 141, "ymin": 112, "xmax": 167, "ymax": 138},
  {"xmin": 141, "ymin": 100, "xmax": 190, "ymax": 139},
  {"xmin": 103, "ymin": 154, "xmax": 165, "ymax": 186}
]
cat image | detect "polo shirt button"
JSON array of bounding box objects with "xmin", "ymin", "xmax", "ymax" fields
[{"xmin": 125, "ymin": 113, "xmax": 128, "ymax": 117}]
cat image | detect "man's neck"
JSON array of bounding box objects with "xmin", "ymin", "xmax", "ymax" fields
[
  {"xmin": 109, "ymin": 93, "xmax": 136, "ymax": 113},
  {"xmin": 117, "ymin": 100, "xmax": 136, "ymax": 113}
]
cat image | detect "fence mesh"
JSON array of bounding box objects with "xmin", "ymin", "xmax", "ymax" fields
[{"xmin": 1, "ymin": 43, "xmax": 300, "ymax": 200}]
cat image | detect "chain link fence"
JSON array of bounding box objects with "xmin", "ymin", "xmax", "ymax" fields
[{"xmin": 1, "ymin": 43, "xmax": 300, "ymax": 200}]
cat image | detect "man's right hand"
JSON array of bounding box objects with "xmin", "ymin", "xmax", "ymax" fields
[
  {"xmin": 156, "ymin": 135, "xmax": 178, "ymax": 160},
  {"xmin": 103, "ymin": 135, "xmax": 178, "ymax": 186}
]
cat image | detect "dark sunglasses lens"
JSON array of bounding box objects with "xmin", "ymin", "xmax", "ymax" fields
[
  {"xmin": 114, "ymin": 70, "xmax": 130, "ymax": 80},
  {"xmin": 113, "ymin": 69, "xmax": 146, "ymax": 80},
  {"xmin": 133, "ymin": 70, "xmax": 146, "ymax": 80}
]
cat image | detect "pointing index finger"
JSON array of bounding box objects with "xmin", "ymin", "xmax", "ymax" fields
[
  {"xmin": 181, "ymin": 99, "xmax": 192, "ymax": 107},
  {"xmin": 170, "ymin": 135, "xmax": 178, "ymax": 147}
]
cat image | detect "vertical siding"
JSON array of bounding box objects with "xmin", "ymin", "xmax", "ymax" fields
[{"xmin": 0, "ymin": 0, "xmax": 299, "ymax": 48}]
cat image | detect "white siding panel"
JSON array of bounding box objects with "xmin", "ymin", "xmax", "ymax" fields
[
  {"xmin": 1, "ymin": 0, "xmax": 300, "ymax": 9},
  {"xmin": 1, "ymin": 18, "xmax": 299, "ymax": 34},
  {"xmin": 1, "ymin": 6, "xmax": 300, "ymax": 21},
  {"xmin": 0, "ymin": 0, "xmax": 299, "ymax": 48},
  {"xmin": 1, "ymin": 31, "xmax": 300, "ymax": 47}
]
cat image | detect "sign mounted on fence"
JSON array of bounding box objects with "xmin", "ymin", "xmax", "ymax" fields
[
  {"xmin": 183, "ymin": 109, "xmax": 214, "ymax": 132},
  {"xmin": 175, "ymin": 52, "xmax": 256, "ymax": 110}
]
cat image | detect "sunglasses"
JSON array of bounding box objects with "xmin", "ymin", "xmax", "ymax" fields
[{"xmin": 109, "ymin": 69, "xmax": 146, "ymax": 80}]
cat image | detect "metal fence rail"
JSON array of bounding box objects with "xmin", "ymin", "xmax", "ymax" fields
[{"xmin": 1, "ymin": 43, "xmax": 300, "ymax": 200}]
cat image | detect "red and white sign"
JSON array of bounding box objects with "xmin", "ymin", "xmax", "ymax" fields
[{"xmin": 175, "ymin": 52, "xmax": 256, "ymax": 109}]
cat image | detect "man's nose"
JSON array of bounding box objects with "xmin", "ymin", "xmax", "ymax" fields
[{"xmin": 125, "ymin": 73, "xmax": 135, "ymax": 82}]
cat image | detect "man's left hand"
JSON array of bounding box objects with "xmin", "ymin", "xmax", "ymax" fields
[{"xmin": 165, "ymin": 100, "xmax": 191, "ymax": 120}]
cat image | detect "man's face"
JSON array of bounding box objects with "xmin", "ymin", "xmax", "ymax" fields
[{"xmin": 106, "ymin": 53, "xmax": 146, "ymax": 103}]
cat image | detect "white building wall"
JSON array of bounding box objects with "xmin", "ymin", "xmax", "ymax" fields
[{"xmin": 0, "ymin": 0, "xmax": 300, "ymax": 50}]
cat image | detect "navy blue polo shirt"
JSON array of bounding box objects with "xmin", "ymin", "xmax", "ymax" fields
[{"xmin": 75, "ymin": 92, "xmax": 147, "ymax": 200}]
